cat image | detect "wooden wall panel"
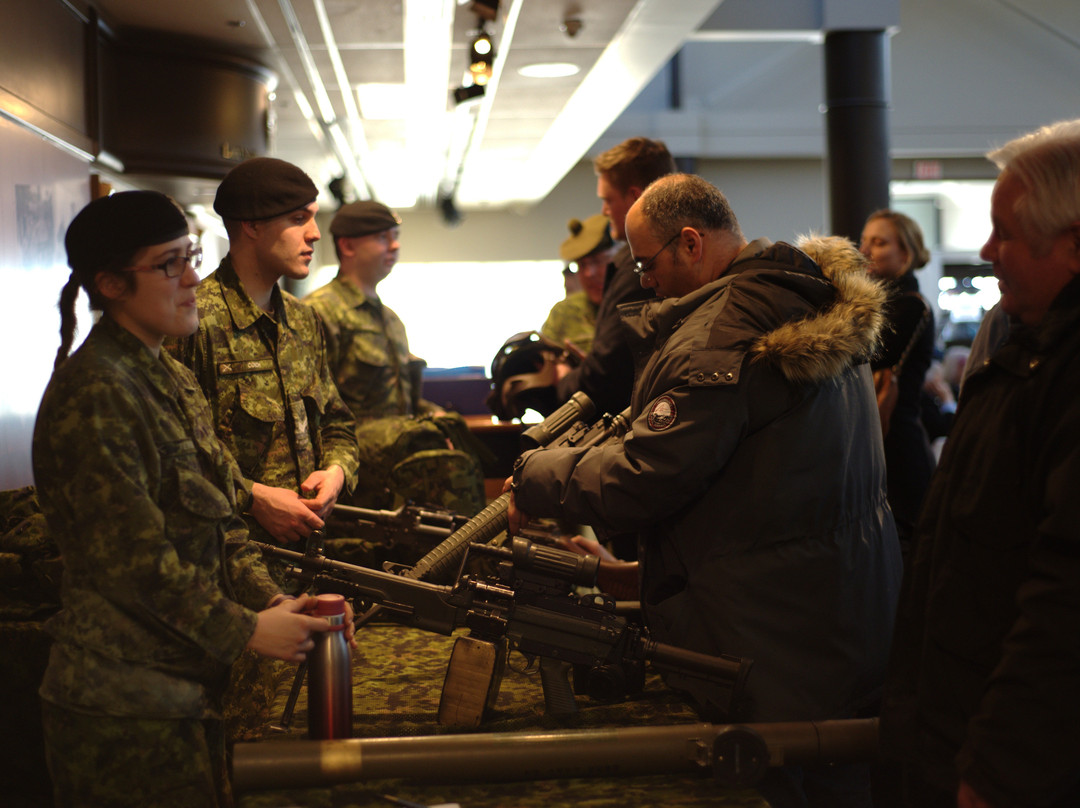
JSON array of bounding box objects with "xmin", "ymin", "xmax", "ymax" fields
[{"xmin": 0, "ymin": 0, "xmax": 92, "ymax": 153}]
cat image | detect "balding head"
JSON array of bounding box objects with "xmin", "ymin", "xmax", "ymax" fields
[
  {"xmin": 635, "ymin": 174, "xmax": 743, "ymax": 241},
  {"xmin": 625, "ymin": 174, "xmax": 747, "ymax": 298}
]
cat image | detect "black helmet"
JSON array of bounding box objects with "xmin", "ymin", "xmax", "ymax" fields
[{"xmin": 486, "ymin": 331, "xmax": 573, "ymax": 421}]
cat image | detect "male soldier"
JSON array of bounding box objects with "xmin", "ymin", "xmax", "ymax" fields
[
  {"xmin": 304, "ymin": 201, "xmax": 484, "ymax": 515},
  {"xmin": 169, "ymin": 157, "xmax": 360, "ymax": 547},
  {"xmin": 552, "ymin": 137, "xmax": 676, "ymax": 416},
  {"xmin": 540, "ymin": 214, "xmax": 617, "ymax": 358},
  {"xmin": 881, "ymin": 120, "xmax": 1080, "ymax": 808},
  {"xmin": 508, "ymin": 174, "xmax": 901, "ymax": 808}
]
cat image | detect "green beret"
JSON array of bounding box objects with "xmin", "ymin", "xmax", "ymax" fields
[
  {"xmin": 330, "ymin": 200, "xmax": 402, "ymax": 238},
  {"xmin": 559, "ymin": 214, "xmax": 613, "ymax": 263},
  {"xmin": 66, "ymin": 191, "xmax": 189, "ymax": 274},
  {"xmin": 213, "ymin": 157, "xmax": 318, "ymax": 221}
]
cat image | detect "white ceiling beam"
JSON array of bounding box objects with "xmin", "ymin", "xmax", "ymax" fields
[
  {"xmin": 491, "ymin": 0, "xmax": 724, "ymax": 205},
  {"xmin": 398, "ymin": 0, "xmax": 456, "ymax": 206}
]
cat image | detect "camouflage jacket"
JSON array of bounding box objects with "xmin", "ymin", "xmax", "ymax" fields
[
  {"xmin": 33, "ymin": 315, "xmax": 282, "ymax": 719},
  {"xmin": 168, "ymin": 258, "xmax": 360, "ymax": 543},
  {"xmin": 541, "ymin": 291, "xmax": 598, "ymax": 356},
  {"xmin": 304, "ymin": 275, "xmax": 435, "ymax": 420}
]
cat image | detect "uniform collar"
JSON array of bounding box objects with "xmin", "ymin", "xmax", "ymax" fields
[
  {"xmin": 215, "ymin": 255, "xmax": 291, "ymax": 331},
  {"xmin": 96, "ymin": 314, "xmax": 192, "ymax": 400},
  {"xmin": 332, "ymin": 274, "xmax": 378, "ymax": 309}
]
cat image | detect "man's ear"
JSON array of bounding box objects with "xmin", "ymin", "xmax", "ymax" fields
[
  {"xmin": 240, "ymin": 220, "xmax": 260, "ymax": 240},
  {"xmin": 95, "ymin": 271, "xmax": 128, "ymax": 301},
  {"xmin": 627, "ymin": 186, "xmax": 644, "ymax": 204},
  {"xmin": 682, "ymin": 226, "xmax": 704, "ymax": 261},
  {"xmin": 336, "ymin": 236, "xmax": 355, "ymax": 258}
]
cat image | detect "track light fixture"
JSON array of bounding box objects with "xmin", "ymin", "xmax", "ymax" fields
[
  {"xmin": 469, "ymin": 24, "xmax": 495, "ymax": 86},
  {"xmin": 453, "ymin": 83, "xmax": 485, "ymax": 104}
]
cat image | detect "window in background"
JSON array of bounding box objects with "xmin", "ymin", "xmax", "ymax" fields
[
  {"xmin": 893, "ymin": 181, "xmax": 998, "ymax": 348},
  {"xmin": 355, "ymin": 260, "xmax": 565, "ymax": 370}
]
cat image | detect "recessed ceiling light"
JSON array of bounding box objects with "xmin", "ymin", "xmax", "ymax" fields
[{"xmin": 517, "ymin": 62, "xmax": 580, "ymax": 79}]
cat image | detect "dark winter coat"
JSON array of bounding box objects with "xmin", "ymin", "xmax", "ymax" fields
[
  {"xmin": 516, "ymin": 236, "xmax": 902, "ymax": 722},
  {"xmin": 882, "ymin": 275, "xmax": 1080, "ymax": 807}
]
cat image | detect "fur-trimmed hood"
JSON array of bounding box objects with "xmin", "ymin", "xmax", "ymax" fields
[
  {"xmin": 750, "ymin": 235, "xmax": 886, "ymax": 384},
  {"xmin": 621, "ymin": 235, "xmax": 887, "ymax": 390}
]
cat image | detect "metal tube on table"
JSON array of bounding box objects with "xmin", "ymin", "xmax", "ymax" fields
[{"xmin": 232, "ymin": 718, "xmax": 879, "ymax": 792}]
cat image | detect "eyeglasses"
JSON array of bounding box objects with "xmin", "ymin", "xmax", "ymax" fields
[
  {"xmin": 633, "ymin": 232, "xmax": 680, "ymax": 277},
  {"xmin": 125, "ymin": 245, "xmax": 203, "ymax": 278}
]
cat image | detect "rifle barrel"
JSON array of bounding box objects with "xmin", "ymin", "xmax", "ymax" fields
[{"xmin": 645, "ymin": 640, "xmax": 752, "ymax": 692}]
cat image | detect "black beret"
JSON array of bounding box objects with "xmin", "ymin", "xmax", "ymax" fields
[
  {"xmin": 330, "ymin": 200, "xmax": 401, "ymax": 238},
  {"xmin": 65, "ymin": 191, "xmax": 189, "ymax": 274},
  {"xmin": 213, "ymin": 157, "xmax": 318, "ymax": 221}
]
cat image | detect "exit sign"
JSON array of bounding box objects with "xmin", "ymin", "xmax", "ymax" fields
[{"xmin": 914, "ymin": 160, "xmax": 944, "ymax": 180}]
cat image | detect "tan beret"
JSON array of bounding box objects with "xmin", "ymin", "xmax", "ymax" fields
[{"xmin": 559, "ymin": 214, "xmax": 613, "ymax": 263}]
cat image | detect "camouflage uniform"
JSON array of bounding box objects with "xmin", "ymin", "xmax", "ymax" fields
[
  {"xmin": 304, "ymin": 275, "xmax": 431, "ymax": 419},
  {"xmin": 33, "ymin": 315, "xmax": 283, "ymax": 807},
  {"xmin": 0, "ymin": 485, "xmax": 59, "ymax": 807},
  {"xmin": 540, "ymin": 290, "xmax": 598, "ymax": 356},
  {"xmin": 168, "ymin": 257, "xmax": 360, "ymax": 546},
  {"xmin": 305, "ymin": 276, "xmax": 485, "ymax": 516}
]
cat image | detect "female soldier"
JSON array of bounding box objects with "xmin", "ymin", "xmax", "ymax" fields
[
  {"xmin": 860, "ymin": 209, "xmax": 936, "ymax": 561},
  {"xmin": 33, "ymin": 190, "xmax": 342, "ymax": 807}
]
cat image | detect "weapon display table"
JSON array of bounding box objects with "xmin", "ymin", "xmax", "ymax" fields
[{"xmin": 236, "ymin": 622, "xmax": 769, "ymax": 808}]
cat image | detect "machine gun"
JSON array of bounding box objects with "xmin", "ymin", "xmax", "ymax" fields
[
  {"xmin": 324, "ymin": 502, "xmax": 472, "ymax": 568},
  {"xmin": 272, "ymin": 393, "xmax": 631, "ymax": 730},
  {"xmin": 326, "ymin": 391, "xmax": 621, "ymax": 582},
  {"xmin": 329, "ymin": 502, "xmax": 470, "ymax": 543},
  {"xmin": 256, "ymin": 536, "xmax": 752, "ymax": 728},
  {"xmin": 359, "ymin": 391, "xmax": 630, "ymax": 598},
  {"xmin": 326, "ymin": 504, "xmax": 571, "ymax": 570}
]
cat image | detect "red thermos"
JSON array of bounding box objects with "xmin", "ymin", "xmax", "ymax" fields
[{"xmin": 307, "ymin": 593, "xmax": 353, "ymax": 739}]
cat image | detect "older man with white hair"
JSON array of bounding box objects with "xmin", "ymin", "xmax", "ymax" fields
[{"xmin": 882, "ymin": 119, "xmax": 1080, "ymax": 808}]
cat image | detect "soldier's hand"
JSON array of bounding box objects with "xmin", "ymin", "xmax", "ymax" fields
[
  {"xmin": 251, "ymin": 483, "xmax": 324, "ymax": 543},
  {"xmin": 248, "ymin": 593, "xmax": 334, "ymax": 662},
  {"xmin": 300, "ymin": 465, "xmax": 346, "ymax": 519},
  {"xmin": 342, "ymin": 598, "xmax": 357, "ymax": 649}
]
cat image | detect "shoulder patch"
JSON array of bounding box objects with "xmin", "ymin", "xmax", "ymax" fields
[{"xmin": 646, "ymin": 395, "xmax": 678, "ymax": 431}]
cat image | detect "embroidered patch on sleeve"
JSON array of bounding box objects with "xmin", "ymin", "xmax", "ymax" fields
[{"xmin": 646, "ymin": 395, "xmax": 678, "ymax": 431}]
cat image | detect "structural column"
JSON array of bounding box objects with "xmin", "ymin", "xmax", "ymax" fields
[{"xmin": 823, "ymin": 30, "xmax": 891, "ymax": 243}]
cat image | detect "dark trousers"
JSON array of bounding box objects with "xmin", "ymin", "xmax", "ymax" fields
[{"xmin": 42, "ymin": 701, "xmax": 231, "ymax": 808}]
